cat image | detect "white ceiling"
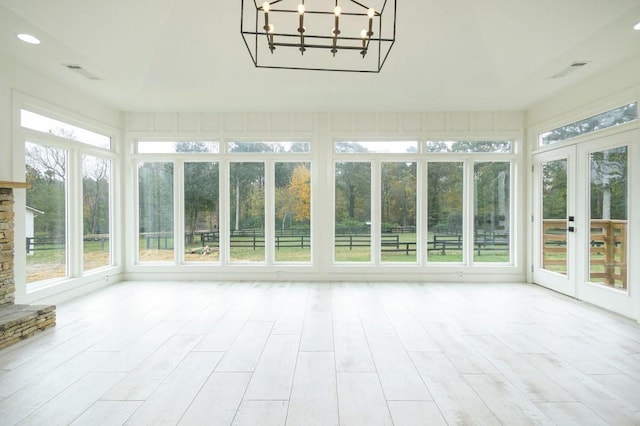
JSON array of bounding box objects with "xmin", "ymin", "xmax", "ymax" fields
[{"xmin": 1, "ymin": 0, "xmax": 640, "ymax": 112}]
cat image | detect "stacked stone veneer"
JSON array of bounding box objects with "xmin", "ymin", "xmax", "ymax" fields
[
  {"xmin": 0, "ymin": 188, "xmax": 16, "ymax": 305},
  {"xmin": 0, "ymin": 186, "xmax": 56, "ymax": 350}
]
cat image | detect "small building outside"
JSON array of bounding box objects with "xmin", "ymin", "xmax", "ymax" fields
[{"xmin": 25, "ymin": 206, "xmax": 43, "ymax": 255}]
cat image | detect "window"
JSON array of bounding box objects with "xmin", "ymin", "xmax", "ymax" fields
[
  {"xmin": 335, "ymin": 141, "xmax": 418, "ymax": 154},
  {"xmin": 229, "ymin": 162, "xmax": 265, "ymax": 262},
  {"xmin": 229, "ymin": 141, "xmax": 310, "ymax": 153},
  {"xmin": 138, "ymin": 141, "xmax": 219, "ymax": 154},
  {"xmin": 275, "ymin": 162, "xmax": 311, "ymax": 262},
  {"xmin": 426, "ymin": 140, "xmax": 511, "ymax": 153},
  {"xmin": 138, "ymin": 162, "xmax": 174, "ymax": 262},
  {"xmin": 23, "ymin": 108, "xmax": 115, "ymax": 286},
  {"xmin": 427, "ymin": 162, "xmax": 463, "ymax": 262},
  {"xmin": 25, "ymin": 142, "xmax": 68, "ymax": 283},
  {"xmin": 134, "ymin": 140, "xmax": 312, "ymax": 267},
  {"xmin": 184, "ymin": 162, "xmax": 219, "ymax": 262},
  {"xmin": 21, "ymin": 109, "xmax": 111, "ymax": 150},
  {"xmin": 82, "ymin": 155, "xmax": 111, "ymax": 271},
  {"xmin": 474, "ymin": 162, "xmax": 511, "ymax": 263},
  {"xmin": 539, "ymin": 102, "xmax": 638, "ymax": 146},
  {"xmin": 381, "ymin": 162, "xmax": 417, "ymax": 263},
  {"xmin": 335, "ymin": 162, "xmax": 371, "ymax": 262}
]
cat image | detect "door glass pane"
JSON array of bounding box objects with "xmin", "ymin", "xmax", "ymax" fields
[
  {"xmin": 335, "ymin": 162, "xmax": 371, "ymax": 262},
  {"xmin": 138, "ymin": 162, "xmax": 174, "ymax": 262},
  {"xmin": 474, "ymin": 162, "xmax": 510, "ymax": 263},
  {"xmin": 589, "ymin": 147, "xmax": 627, "ymax": 290},
  {"xmin": 381, "ymin": 162, "xmax": 417, "ymax": 263},
  {"xmin": 275, "ymin": 162, "xmax": 311, "ymax": 262},
  {"xmin": 184, "ymin": 162, "xmax": 219, "ymax": 262},
  {"xmin": 427, "ymin": 162, "xmax": 463, "ymax": 262},
  {"xmin": 230, "ymin": 163, "xmax": 265, "ymax": 262},
  {"xmin": 83, "ymin": 155, "xmax": 111, "ymax": 271},
  {"xmin": 541, "ymin": 159, "xmax": 568, "ymax": 275},
  {"xmin": 25, "ymin": 142, "xmax": 67, "ymax": 283}
]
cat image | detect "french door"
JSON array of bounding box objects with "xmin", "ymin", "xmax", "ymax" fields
[
  {"xmin": 533, "ymin": 146, "xmax": 576, "ymax": 295},
  {"xmin": 533, "ymin": 130, "xmax": 636, "ymax": 318}
]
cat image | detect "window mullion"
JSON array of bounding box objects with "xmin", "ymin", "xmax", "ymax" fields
[
  {"xmin": 68, "ymin": 149, "xmax": 83, "ymax": 278},
  {"xmin": 464, "ymin": 159, "xmax": 474, "ymax": 265},
  {"xmin": 265, "ymin": 159, "xmax": 274, "ymax": 265},
  {"xmin": 175, "ymin": 159, "xmax": 184, "ymax": 265},
  {"xmin": 372, "ymin": 159, "xmax": 380, "ymax": 265}
]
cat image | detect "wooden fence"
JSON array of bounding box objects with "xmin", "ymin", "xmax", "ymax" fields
[
  {"xmin": 26, "ymin": 236, "xmax": 108, "ymax": 254},
  {"xmin": 542, "ymin": 219, "xmax": 627, "ymax": 288}
]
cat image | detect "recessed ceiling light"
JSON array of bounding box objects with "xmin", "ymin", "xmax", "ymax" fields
[
  {"xmin": 17, "ymin": 33, "xmax": 40, "ymax": 44},
  {"xmin": 634, "ymin": 21, "xmax": 640, "ymax": 30}
]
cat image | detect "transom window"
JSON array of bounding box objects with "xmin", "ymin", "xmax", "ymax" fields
[
  {"xmin": 228, "ymin": 141, "xmax": 310, "ymax": 153},
  {"xmin": 335, "ymin": 141, "xmax": 418, "ymax": 154},
  {"xmin": 426, "ymin": 140, "xmax": 512, "ymax": 153},
  {"xmin": 539, "ymin": 102, "xmax": 638, "ymax": 146},
  {"xmin": 21, "ymin": 109, "xmax": 111, "ymax": 150},
  {"xmin": 138, "ymin": 141, "xmax": 219, "ymax": 154}
]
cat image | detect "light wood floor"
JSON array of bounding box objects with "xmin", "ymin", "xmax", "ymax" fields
[{"xmin": 1, "ymin": 281, "xmax": 639, "ymax": 425}]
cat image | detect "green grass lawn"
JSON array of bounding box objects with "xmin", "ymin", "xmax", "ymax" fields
[{"xmin": 26, "ymin": 239, "xmax": 113, "ymax": 283}]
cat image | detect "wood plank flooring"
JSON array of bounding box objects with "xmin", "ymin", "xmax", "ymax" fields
[{"xmin": 1, "ymin": 281, "xmax": 639, "ymax": 425}]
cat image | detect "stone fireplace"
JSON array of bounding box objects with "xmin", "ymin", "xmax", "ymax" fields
[{"xmin": 0, "ymin": 182, "xmax": 56, "ymax": 350}]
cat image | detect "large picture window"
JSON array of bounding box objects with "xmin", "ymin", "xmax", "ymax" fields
[
  {"xmin": 25, "ymin": 142, "xmax": 68, "ymax": 283},
  {"xmin": 474, "ymin": 162, "xmax": 511, "ymax": 263},
  {"xmin": 82, "ymin": 155, "xmax": 111, "ymax": 272},
  {"xmin": 427, "ymin": 162, "xmax": 463, "ymax": 263},
  {"xmin": 275, "ymin": 162, "xmax": 311, "ymax": 262},
  {"xmin": 184, "ymin": 162, "xmax": 219, "ymax": 262},
  {"xmin": 335, "ymin": 162, "xmax": 372, "ymax": 262},
  {"xmin": 129, "ymin": 136, "xmax": 517, "ymax": 271},
  {"xmin": 138, "ymin": 162, "xmax": 174, "ymax": 262},
  {"xmin": 381, "ymin": 162, "xmax": 417, "ymax": 263},
  {"xmin": 229, "ymin": 162, "xmax": 265, "ymax": 262}
]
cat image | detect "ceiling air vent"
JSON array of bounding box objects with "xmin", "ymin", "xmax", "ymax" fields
[
  {"xmin": 548, "ymin": 61, "xmax": 590, "ymax": 79},
  {"xmin": 62, "ymin": 63, "xmax": 101, "ymax": 80}
]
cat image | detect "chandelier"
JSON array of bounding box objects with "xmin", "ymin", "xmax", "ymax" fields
[{"xmin": 241, "ymin": 0, "xmax": 396, "ymax": 72}]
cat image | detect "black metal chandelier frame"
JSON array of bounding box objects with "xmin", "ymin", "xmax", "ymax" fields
[{"xmin": 240, "ymin": 0, "xmax": 396, "ymax": 72}]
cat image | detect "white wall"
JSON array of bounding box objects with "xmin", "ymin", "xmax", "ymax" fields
[{"xmin": 0, "ymin": 69, "xmax": 11, "ymax": 180}]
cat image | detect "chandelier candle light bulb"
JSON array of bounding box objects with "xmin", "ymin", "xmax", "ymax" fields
[
  {"xmin": 298, "ymin": 3, "xmax": 305, "ymax": 31},
  {"xmin": 262, "ymin": 2, "xmax": 271, "ymax": 34},
  {"xmin": 367, "ymin": 8, "xmax": 375, "ymax": 36},
  {"xmin": 360, "ymin": 29, "xmax": 368, "ymax": 57},
  {"xmin": 267, "ymin": 23, "xmax": 275, "ymax": 52},
  {"xmin": 298, "ymin": 3, "xmax": 306, "ymax": 53},
  {"xmin": 331, "ymin": 5, "xmax": 341, "ymax": 55}
]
